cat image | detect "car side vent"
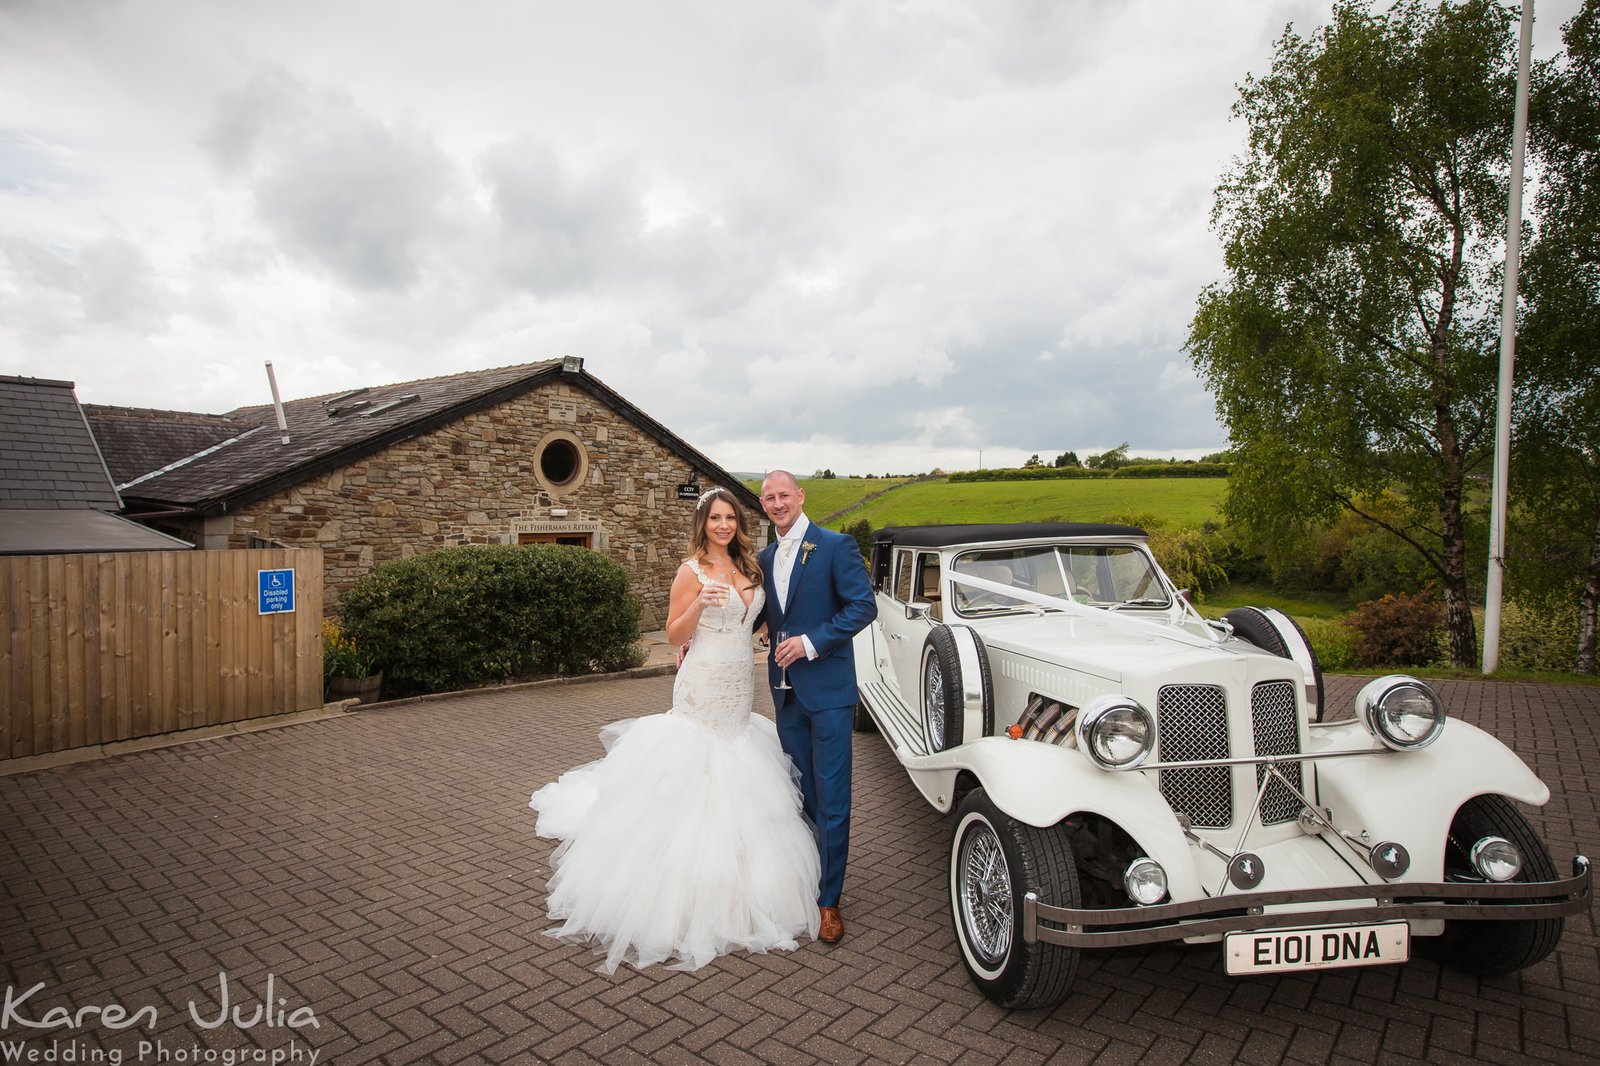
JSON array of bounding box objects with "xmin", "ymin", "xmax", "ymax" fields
[
  {"xmin": 1011, "ymin": 694, "xmax": 1078, "ymax": 747},
  {"xmin": 1158, "ymin": 685, "xmax": 1231, "ymax": 828}
]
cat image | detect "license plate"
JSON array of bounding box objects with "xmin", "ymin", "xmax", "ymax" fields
[{"xmin": 1225, "ymin": 921, "xmax": 1409, "ymax": 975}]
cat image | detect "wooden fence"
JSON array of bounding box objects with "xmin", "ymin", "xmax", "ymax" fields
[{"xmin": 2, "ymin": 548, "xmax": 324, "ymax": 760}]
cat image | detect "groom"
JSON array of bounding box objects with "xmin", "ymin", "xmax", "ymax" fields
[{"xmin": 757, "ymin": 470, "xmax": 876, "ymax": 944}]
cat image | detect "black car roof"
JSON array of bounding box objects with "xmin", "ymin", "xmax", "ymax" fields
[{"xmin": 871, "ymin": 522, "xmax": 1148, "ymax": 548}]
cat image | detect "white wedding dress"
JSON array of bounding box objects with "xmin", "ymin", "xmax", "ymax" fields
[{"xmin": 529, "ymin": 562, "xmax": 821, "ymax": 973}]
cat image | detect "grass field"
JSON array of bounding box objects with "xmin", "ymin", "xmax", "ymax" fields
[
  {"xmin": 829, "ymin": 477, "xmax": 1226, "ymax": 529},
  {"xmin": 1201, "ymin": 582, "xmax": 1354, "ymax": 620},
  {"xmin": 740, "ymin": 477, "xmax": 920, "ymax": 523}
]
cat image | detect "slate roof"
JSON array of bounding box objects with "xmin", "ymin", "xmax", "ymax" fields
[
  {"xmin": 0, "ymin": 509, "xmax": 194, "ymax": 555},
  {"xmin": 0, "ymin": 375, "xmax": 120, "ymax": 510},
  {"xmin": 110, "ymin": 359, "xmax": 760, "ymax": 516},
  {"xmin": 83, "ymin": 404, "xmax": 255, "ymax": 487},
  {"xmin": 0, "ymin": 375, "xmax": 195, "ymax": 554}
]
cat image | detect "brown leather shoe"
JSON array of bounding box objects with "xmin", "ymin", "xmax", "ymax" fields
[{"xmin": 818, "ymin": 906, "xmax": 844, "ymax": 944}]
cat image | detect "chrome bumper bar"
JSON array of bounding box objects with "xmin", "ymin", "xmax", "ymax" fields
[{"xmin": 1022, "ymin": 855, "xmax": 1591, "ymax": 949}]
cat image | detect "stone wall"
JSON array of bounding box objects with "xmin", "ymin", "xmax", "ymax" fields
[{"xmin": 177, "ymin": 383, "xmax": 747, "ymax": 628}]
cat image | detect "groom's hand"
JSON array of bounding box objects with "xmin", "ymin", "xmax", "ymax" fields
[{"xmin": 774, "ymin": 635, "xmax": 808, "ymax": 668}]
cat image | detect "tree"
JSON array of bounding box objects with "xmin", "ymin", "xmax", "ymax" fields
[
  {"xmin": 1085, "ymin": 443, "xmax": 1130, "ymax": 470},
  {"xmin": 1022, "ymin": 453, "xmax": 1043, "ymax": 468},
  {"xmin": 1053, "ymin": 451, "xmax": 1080, "ymax": 468},
  {"xmin": 1518, "ymin": 0, "xmax": 1600, "ymax": 673},
  {"xmin": 1187, "ymin": 0, "xmax": 1518, "ymax": 667}
]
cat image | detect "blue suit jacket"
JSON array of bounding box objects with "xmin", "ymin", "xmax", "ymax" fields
[{"xmin": 758, "ymin": 523, "xmax": 877, "ymax": 711}]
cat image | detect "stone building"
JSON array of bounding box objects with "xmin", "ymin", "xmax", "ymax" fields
[{"xmin": 87, "ymin": 358, "xmax": 761, "ymax": 627}]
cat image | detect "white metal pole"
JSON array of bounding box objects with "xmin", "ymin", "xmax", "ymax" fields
[
  {"xmin": 265, "ymin": 360, "xmax": 291, "ymax": 446},
  {"xmin": 1484, "ymin": 0, "xmax": 1534, "ymax": 674}
]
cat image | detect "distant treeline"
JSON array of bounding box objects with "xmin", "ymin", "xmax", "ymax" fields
[{"xmin": 948, "ymin": 463, "xmax": 1230, "ymax": 483}]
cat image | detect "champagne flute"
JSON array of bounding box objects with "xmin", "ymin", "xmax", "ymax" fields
[{"xmin": 776, "ymin": 629, "xmax": 792, "ymax": 689}]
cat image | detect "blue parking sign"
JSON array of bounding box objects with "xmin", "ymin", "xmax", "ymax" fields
[{"xmin": 259, "ymin": 569, "xmax": 296, "ymax": 614}]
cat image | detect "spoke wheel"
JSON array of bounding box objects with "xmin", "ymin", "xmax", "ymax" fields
[
  {"xmin": 920, "ymin": 627, "xmax": 992, "ymax": 752},
  {"xmin": 956, "ymin": 819, "xmax": 1013, "ymax": 965},
  {"xmin": 949, "ymin": 788, "xmax": 1080, "ymax": 1009}
]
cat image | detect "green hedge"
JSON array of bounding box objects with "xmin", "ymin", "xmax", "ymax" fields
[
  {"xmin": 948, "ymin": 466, "xmax": 1110, "ymax": 482},
  {"xmin": 338, "ymin": 544, "xmax": 642, "ymax": 697},
  {"xmin": 1111, "ymin": 463, "xmax": 1230, "ymax": 478},
  {"xmin": 948, "ymin": 463, "xmax": 1228, "ymax": 483}
]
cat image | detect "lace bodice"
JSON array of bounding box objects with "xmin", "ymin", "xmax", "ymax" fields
[{"xmin": 672, "ymin": 560, "xmax": 765, "ymax": 739}]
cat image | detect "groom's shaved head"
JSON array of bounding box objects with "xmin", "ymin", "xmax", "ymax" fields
[{"xmin": 763, "ymin": 469, "xmax": 800, "ymax": 493}]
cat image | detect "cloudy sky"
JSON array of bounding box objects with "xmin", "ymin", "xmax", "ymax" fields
[{"xmin": 0, "ymin": 1, "xmax": 1580, "ymax": 476}]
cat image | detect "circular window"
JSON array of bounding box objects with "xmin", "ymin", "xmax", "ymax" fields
[
  {"xmin": 540, "ymin": 439, "xmax": 579, "ymax": 484},
  {"xmin": 533, "ymin": 431, "xmax": 589, "ymax": 495}
]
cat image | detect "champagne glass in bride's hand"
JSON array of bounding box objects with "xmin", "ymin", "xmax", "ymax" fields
[
  {"xmin": 705, "ymin": 581, "xmax": 730, "ymax": 632},
  {"xmin": 776, "ymin": 629, "xmax": 792, "ymax": 689}
]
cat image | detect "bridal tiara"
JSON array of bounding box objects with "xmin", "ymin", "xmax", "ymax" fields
[{"xmin": 697, "ymin": 487, "xmax": 724, "ymax": 504}]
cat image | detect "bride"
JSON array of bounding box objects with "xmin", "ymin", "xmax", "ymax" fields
[{"xmin": 529, "ymin": 487, "xmax": 821, "ymax": 972}]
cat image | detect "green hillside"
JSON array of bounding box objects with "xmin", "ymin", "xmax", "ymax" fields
[
  {"xmin": 740, "ymin": 477, "xmax": 920, "ymax": 522},
  {"xmin": 832, "ymin": 477, "xmax": 1225, "ymax": 529}
]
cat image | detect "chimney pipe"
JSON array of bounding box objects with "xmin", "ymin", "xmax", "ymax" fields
[{"xmin": 265, "ymin": 361, "xmax": 291, "ymax": 445}]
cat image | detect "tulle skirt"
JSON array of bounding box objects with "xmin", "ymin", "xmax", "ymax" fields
[{"xmin": 529, "ymin": 713, "xmax": 822, "ymax": 973}]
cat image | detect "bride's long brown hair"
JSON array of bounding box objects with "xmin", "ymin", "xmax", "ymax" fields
[{"xmin": 689, "ymin": 488, "xmax": 763, "ymax": 587}]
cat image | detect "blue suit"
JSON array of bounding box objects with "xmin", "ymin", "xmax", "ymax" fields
[{"xmin": 758, "ymin": 521, "xmax": 877, "ymax": 908}]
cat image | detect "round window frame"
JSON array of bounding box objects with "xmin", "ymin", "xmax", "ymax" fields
[{"xmin": 533, "ymin": 431, "xmax": 589, "ymax": 496}]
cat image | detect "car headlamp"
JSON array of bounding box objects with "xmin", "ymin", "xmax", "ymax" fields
[
  {"xmin": 1356, "ymin": 675, "xmax": 1446, "ymax": 751},
  {"xmin": 1470, "ymin": 836, "xmax": 1523, "ymax": 882},
  {"xmin": 1076, "ymin": 695, "xmax": 1156, "ymax": 770},
  {"xmin": 1123, "ymin": 857, "xmax": 1168, "ymax": 905}
]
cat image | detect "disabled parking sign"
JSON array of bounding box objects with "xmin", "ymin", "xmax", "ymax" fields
[{"xmin": 258, "ymin": 568, "xmax": 296, "ymax": 614}]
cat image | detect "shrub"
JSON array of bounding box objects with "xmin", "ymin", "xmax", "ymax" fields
[
  {"xmin": 840, "ymin": 518, "xmax": 873, "ymax": 562},
  {"xmin": 1297, "ymin": 616, "xmax": 1358, "ymax": 671},
  {"xmin": 339, "ymin": 544, "xmax": 642, "ymax": 697},
  {"xmin": 1345, "ymin": 590, "xmax": 1445, "ymax": 668},
  {"xmin": 1338, "ymin": 527, "xmax": 1436, "ymax": 603},
  {"xmin": 1146, "ymin": 526, "xmax": 1226, "ymax": 601},
  {"xmin": 1497, "ymin": 596, "xmax": 1581, "ymax": 673}
]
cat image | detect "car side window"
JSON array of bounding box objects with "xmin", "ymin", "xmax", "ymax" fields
[
  {"xmin": 916, "ymin": 552, "xmax": 943, "ymax": 621},
  {"xmin": 893, "ymin": 549, "xmax": 915, "ymax": 602}
]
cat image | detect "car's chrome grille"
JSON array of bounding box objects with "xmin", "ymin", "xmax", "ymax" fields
[
  {"xmin": 1251, "ymin": 681, "xmax": 1303, "ymax": 825},
  {"xmin": 1157, "ymin": 685, "xmax": 1231, "ymax": 828}
]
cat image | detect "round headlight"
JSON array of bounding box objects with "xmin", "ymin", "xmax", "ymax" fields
[
  {"xmin": 1470, "ymin": 836, "xmax": 1523, "ymax": 882},
  {"xmin": 1077, "ymin": 695, "xmax": 1155, "ymax": 770},
  {"xmin": 1123, "ymin": 857, "xmax": 1168, "ymax": 905},
  {"xmin": 1357, "ymin": 675, "xmax": 1446, "ymax": 751}
]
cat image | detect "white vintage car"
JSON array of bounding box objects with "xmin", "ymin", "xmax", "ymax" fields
[{"xmin": 852, "ymin": 522, "xmax": 1591, "ymax": 1009}]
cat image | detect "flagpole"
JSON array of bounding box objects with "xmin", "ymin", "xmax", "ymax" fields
[{"xmin": 1483, "ymin": 0, "xmax": 1535, "ymax": 674}]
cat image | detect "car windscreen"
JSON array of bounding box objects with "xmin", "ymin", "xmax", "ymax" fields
[
  {"xmin": 950, "ymin": 544, "xmax": 1169, "ymax": 615},
  {"xmin": 1058, "ymin": 545, "xmax": 1169, "ymax": 608}
]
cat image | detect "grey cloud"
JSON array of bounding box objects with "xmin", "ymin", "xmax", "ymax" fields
[
  {"xmin": 482, "ymin": 139, "xmax": 643, "ymax": 294},
  {"xmin": 0, "ymin": 235, "xmax": 172, "ymax": 336},
  {"xmin": 204, "ymin": 71, "xmax": 456, "ymax": 291}
]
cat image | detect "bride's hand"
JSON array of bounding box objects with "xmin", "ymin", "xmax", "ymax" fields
[{"xmin": 697, "ymin": 582, "xmax": 728, "ymax": 611}]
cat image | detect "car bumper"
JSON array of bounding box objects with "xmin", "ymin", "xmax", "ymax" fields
[{"xmin": 1023, "ymin": 855, "xmax": 1592, "ymax": 948}]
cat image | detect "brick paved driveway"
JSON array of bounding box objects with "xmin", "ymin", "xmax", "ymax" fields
[{"xmin": 2, "ymin": 672, "xmax": 1595, "ymax": 1065}]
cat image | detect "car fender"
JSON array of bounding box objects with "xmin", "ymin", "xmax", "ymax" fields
[
  {"xmin": 1309, "ymin": 717, "xmax": 1549, "ymax": 876},
  {"xmin": 915, "ymin": 736, "xmax": 1206, "ymax": 903}
]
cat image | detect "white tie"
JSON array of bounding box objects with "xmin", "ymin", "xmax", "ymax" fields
[{"xmin": 776, "ymin": 539, "xmax": 798, "ymax": 610}]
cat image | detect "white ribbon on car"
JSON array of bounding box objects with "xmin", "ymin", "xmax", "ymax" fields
[{"xmin": 943, "ymin": 570, "xmax": 1231, "ymax": 651}]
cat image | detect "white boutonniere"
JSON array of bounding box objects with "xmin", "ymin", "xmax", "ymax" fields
[{"xmin": 800, "ymin": 541, "xmax": 818, "ymax": 565}]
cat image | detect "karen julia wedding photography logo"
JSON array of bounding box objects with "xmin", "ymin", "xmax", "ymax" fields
[{"xmin": 1, "ymin": 972, "xmax": 320, "ymax": 1066}]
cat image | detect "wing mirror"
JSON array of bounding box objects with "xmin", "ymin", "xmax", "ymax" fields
[{"xmin": 905, "ymin": 602, "xmax": 931, "ymax": 621}]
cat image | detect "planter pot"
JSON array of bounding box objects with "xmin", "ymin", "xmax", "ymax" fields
[{"xmin": 327, "ymin": 671, "xmax": 383, "ymax": 706}]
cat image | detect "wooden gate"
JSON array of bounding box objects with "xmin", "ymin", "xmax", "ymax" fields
[{"xmin": 2, "ymin": 548, "xmax": 324, "ymax": 760}]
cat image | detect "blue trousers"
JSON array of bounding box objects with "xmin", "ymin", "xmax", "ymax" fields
[{"xmin": 774, "ymin": 696, "xmax": 852, "ymax": 908}]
